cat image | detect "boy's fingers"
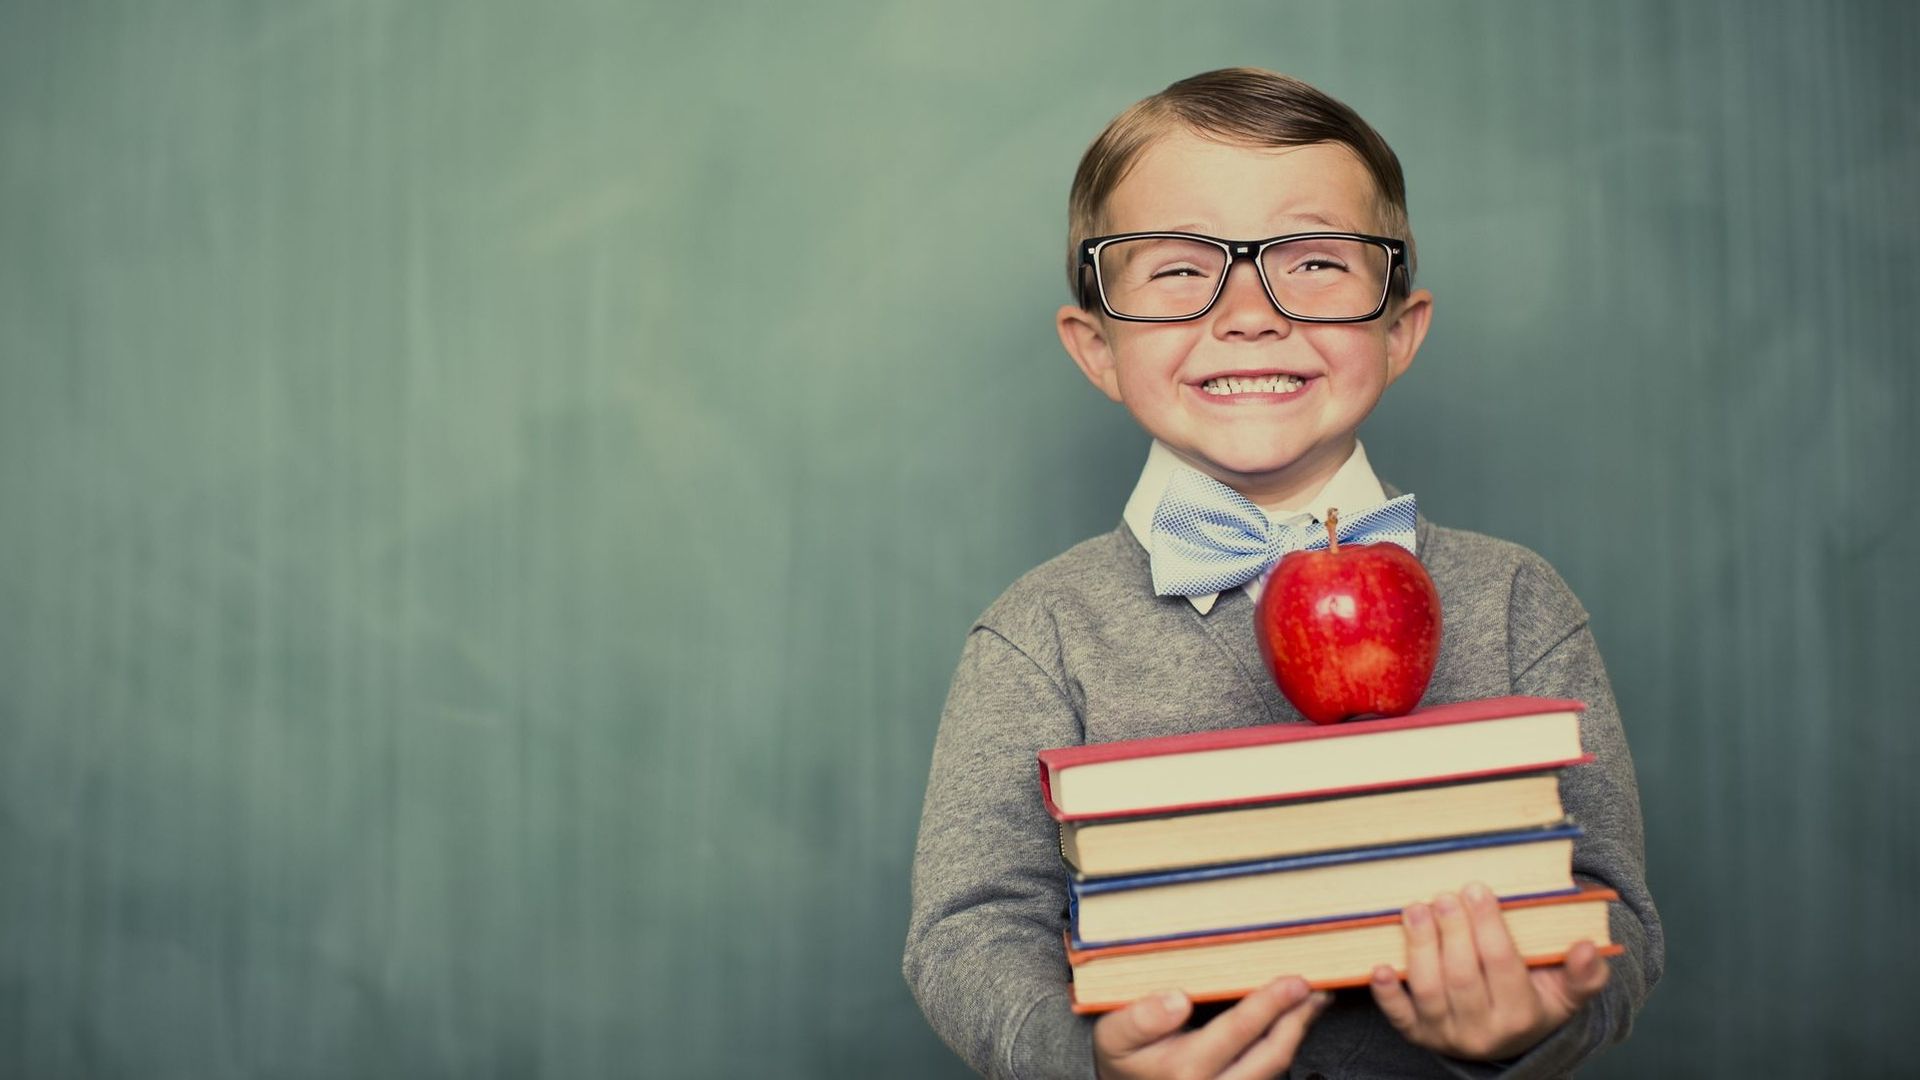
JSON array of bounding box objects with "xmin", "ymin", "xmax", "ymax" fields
[
  {"xmin": 1432, "ymin": 892, "xmax": 1492, "ymax": 1026},
  {"xmin": 1186, "ymin": 976, "xmax": 1312, "ymax": 1074},
  {"xmin": 1528, "ymin": 943, "xmax": 1612, "ymax": 1022},
  {"xmin": 1563, "ymin": 940, "xmax": 1612, "ymax": 1000},
  {"xmin": 1402, "ymin": 903, "xmax": 1449, "ymax": 1023},
  {"xmin": 1093, "ymin": 989, "xmax": 1191, "ymax": 1057},
  {"xmin": 1217, "ymin": 990, "xmax": 1332, "ymax": 1080},
  {"xmin": 1463, "ymin": 883, "xmax": 1532, "ymax": 1007},
  {"xmin": 1369, "ymin": 964, "xmax": 1420, "ymax": 1036}
]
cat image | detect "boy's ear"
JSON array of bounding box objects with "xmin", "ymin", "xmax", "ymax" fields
[
  {"xmin": 1056, "ymin": 303, "xmax": 1124, "ymax": 403},
  {"xmin": 1382, "ymin": 286, "xmax": 1434, "ymax": 386}
]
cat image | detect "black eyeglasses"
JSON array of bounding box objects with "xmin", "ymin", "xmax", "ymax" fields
[{"xmin": 1078, "ymin": 230, "xmax": 1408, "ymax": 323}]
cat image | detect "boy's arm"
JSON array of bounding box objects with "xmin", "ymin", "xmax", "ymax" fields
[
  {"xmin": 1433, "ymin": 555, "xmax": 1667, "ymax": 1079},
  {"xmin": 904, "ymin": 622, "xmax": 1094, "ymax": 1080}
]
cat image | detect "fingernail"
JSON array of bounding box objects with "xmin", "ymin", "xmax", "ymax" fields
[
  {"xmin": 1406, "ymin": 903, "xmax": 1430, "ymax": 927},
  {"xmin": 1435, "ymin": 893, "xmax": 1461, "ymax": 916},
  {"xmin": 1371, "ymin": 965, "xmax": 1395, "ymax": 984},
  {"xmin": 1463, "ymin": 882, "xmax": 1491, "ymax": 906},
  {"xmin": 1310, "ymin": 991, "xmax": 1332, "ymax": 1008},
  {"xmin": 1272, "ymin": 976, "xmax": 1308, "ymax": 1000},
  {"xmin": 1157, "ymin": 990, "xmax": 1185, "ymax": 1015}
]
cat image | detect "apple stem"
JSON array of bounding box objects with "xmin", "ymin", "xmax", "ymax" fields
[{"xmin": 1325, "ymin": 508, "xmax": 1340, "ymax": 553}]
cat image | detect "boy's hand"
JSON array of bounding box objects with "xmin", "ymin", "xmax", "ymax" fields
[
  {"xmin": 1093, "ymin": 976, "xmax": 1331, "ymax": 1080},
  {"xmin": 1368, "ymin": 882, "xmax": 1610, "ymax": 1062}
]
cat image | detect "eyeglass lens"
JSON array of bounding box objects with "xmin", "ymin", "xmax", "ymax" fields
[{"xmin": 1096, "ymin": 236, "xmax": 1391, "ymax": 320}]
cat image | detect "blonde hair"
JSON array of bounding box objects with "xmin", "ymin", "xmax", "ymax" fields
[{"xmin": 1066, "ymin": 67, "xmax": 1416, "ymax": 304}]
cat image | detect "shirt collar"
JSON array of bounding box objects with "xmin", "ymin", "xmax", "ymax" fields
[{"xmin": 1122, "ymin": 439, "xmax": 1391, "ymax": 615}]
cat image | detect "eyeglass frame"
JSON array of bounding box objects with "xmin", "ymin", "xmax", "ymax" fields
[{"xmin": 1077, "ymin": 230, "xmax": 1410, "ymax": 324}]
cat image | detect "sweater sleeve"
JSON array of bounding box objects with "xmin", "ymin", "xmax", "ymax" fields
[
  {"xmin": 903, "ymin": 621, "xmax": 1096, "ymax": 1080},
  {"xmin": 1435, "ymin": 554, "xmax": 1666, "ymax": 1079}
]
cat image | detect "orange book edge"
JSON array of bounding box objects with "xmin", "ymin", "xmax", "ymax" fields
[{"xmin": 1066, "ymin": 886, "xmax": 1623, "ymax": 1015}]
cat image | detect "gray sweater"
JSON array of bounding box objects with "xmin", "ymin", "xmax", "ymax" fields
[{"xmin": 903, "ymin": 489, "xmax": 1663, "ymax": 1079}]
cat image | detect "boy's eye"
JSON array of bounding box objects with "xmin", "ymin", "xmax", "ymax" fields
[
  {"xmin": 1105, "ymin": 237, "xmax": 1224, "ymax": 287},
  {"xmin": 1261, "ymin": 236, "xmax": 1381, "ymax": 282},
  {"xmin": 1286, "ymin": 255, "xmax": 1351, "ymax": 274}
]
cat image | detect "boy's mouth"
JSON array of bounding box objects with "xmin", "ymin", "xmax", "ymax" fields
[{"xmin": 1195, "ymin": 372, "xmax": 1317, "ymax": 398}]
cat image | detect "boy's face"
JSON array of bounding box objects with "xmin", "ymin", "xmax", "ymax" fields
[{"xmin": 1056, "ymin": 130, "xmax": 1433, "ymax": 507}]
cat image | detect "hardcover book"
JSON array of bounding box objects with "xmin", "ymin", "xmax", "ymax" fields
[
  {"xmin": 1067, "ymin": 886, "xmax": 1622, "ymax": 1013},
  {"xmin": 1068, "ymin": 823, "xmax": 1582, "ymax": 948},
  {"xmin": 1060, "ymin": 772, "xmax": 1566, "ymax": 879},
  {"xmin": 1039, "ymin": 696, "xmax": 1590, "ymax": 821}
]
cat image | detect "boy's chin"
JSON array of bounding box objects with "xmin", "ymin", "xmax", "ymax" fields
[
  {"xmin": 1157, "ymin": 429, "xmax": 1352, "ymax": 486},
  {"xmin": 1212, "ymin": 463, "xmax": 1309, "ymax": 488},
  {"xmin": 1191, "ymin": 448, "xmax": 1319, "ymax": 482},
  {"xmin": 1179, "ymin": 439, "xmax": 1356, "ymax": 495}
]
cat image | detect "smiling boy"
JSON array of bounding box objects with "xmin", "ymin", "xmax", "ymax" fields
[
  {"xmin": 1064, "ymin": 132, "xmax": 1415, "ymax": 510},
  {"xmin": 904, "ymin": 69, "xmax": 1662, "ymax": 1080}
]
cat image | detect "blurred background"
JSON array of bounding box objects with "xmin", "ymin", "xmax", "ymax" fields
[{"xmin": 2, "ymin": 1, "xmax": 1915, "ymax": 1076}]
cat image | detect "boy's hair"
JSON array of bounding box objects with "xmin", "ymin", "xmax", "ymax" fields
[{"xmin": 1066, "ymin": 67, "xmax": 1417, "ymax": 306}]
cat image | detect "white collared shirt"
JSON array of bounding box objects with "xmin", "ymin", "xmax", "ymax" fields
[{"xmin": 1121, "ymin": 439, "xmax": 1394, "ymax": 614}]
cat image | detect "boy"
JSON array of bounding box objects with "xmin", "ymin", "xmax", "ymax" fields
[{"xmin": 903, "ymin": 68, "xmax": 1662, "ymax": 1080}]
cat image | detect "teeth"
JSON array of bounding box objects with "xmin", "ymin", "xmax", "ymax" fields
[{"xmin": 1202, "ymin": 374, "xmax": 1305, "ymax": 395}]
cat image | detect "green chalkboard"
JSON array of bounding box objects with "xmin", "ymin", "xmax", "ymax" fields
[{"xmin": 2, "ymin": 2, "xmax": 1915, "ymax": 1077}]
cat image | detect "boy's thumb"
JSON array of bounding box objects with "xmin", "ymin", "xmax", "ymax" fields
[{"xmin": 1097, "ymin": 990, "xmax": 1190, "ymax": 1054}]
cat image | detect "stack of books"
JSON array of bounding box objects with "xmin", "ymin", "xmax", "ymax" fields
[{"xmin": 1037, "ymin": 696, "xmax": 1625, "ymax": 1013}]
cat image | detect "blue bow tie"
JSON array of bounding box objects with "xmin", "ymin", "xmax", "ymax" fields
[{"xmin": 1148, "ymin": 468, "xmax": 1419, "ymax": 597}]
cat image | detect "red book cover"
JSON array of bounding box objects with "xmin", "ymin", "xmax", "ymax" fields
[{"xmin": 1038, "ymin": 695, "xmax": 1591, "ymax": 822}]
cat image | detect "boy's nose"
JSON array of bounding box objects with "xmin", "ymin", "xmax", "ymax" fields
[{"xmin": 1211, "ymin": 260, "xmax": 1292, "ymax": 336}]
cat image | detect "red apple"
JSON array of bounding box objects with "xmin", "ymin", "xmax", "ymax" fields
[{"xmin": 1255, "ymin": 507, "xmax": 1443, "ymax": 725}]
